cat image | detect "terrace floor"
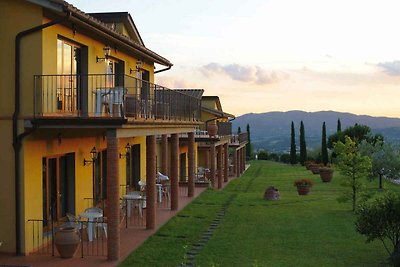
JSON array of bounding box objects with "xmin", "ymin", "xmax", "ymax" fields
[{"xmin": 0, "ymin": 175, "xmax": 242, "ymax": 267}]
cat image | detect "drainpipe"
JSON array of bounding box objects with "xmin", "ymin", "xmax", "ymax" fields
[
  {"xmin": 13, "ymin": 11, "xmax": 71, "ymax": 256},
  {"xmin": 154, "ymin": 65, "xmax": 171, "ymax": 74}
]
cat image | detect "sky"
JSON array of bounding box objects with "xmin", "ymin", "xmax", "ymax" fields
[{"xmin": 69, "ymin": 0, "xmax": 400, "ymax": 117}]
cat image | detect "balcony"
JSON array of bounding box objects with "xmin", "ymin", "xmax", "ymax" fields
[
  {"xmin": 217, "ymin": 121, "xmax": 232, "ymax": 136},
  {"xmin": 229, "ymin": 132, "xmax": 248, "ymax": 146},
  {"xmin": 33, "ymin": 74, "xmax": 201, "ymax": 123}
]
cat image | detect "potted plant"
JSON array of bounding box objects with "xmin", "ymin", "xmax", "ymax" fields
[
  {"xmin": 294, "ymin": 179, "xmax": 313, "ymax": 195},
  {"xmin": 309, "ymin": 163, "xmax": 322, "ymax": 174},
  {"xmin": 319, "ymin": 167, "xmax": 334, "ymax": 182}
]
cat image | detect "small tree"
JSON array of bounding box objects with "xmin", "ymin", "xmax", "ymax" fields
[
  {"xmin": 321, "ymin": 122, "xmax": 329, "ymax": 165},
  {"xmin": 334, "ymin": 136, "xmax": 372, "ymax": 211},
  {"xmin": 237, "ymin": 126, "xmax": 241, "ymax": 134},
  {"xmin": 246, "ymin": 123, "xmax": 252, "ymax": 159},
  {"xmin": 337, "ymin": 118, "xmax": 342, "ymax": 132},
  {"xmin": 359, "ymin": 141, "xmax": 400, "ymax": 189},
  {"xmin": 290, "ymin": 121, "xmax": 297, "ymax": 165},
  {"xmin": 355, "ymin": 191, "xmax": 400, "ymax": 265},
  {"xmin": 299, "ymin": 121, "xmax": 307, "ymax": 165}
]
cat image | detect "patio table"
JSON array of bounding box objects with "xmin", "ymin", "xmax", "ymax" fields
[
  {"xmin": 79, "ymin": 211, "xmax": 103, "ymax": 242},
  {"xmin": 123, "ymin": 194, "xmax": 145, "ymax": 218}
]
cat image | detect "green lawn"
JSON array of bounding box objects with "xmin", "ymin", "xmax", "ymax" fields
[{"xmin": 120, "ymin": 161, "xmax": 398, "ymax": 267}]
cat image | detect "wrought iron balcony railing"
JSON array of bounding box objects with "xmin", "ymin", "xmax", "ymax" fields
[{"xmin": 33, "ymin": 74, "xmax": 201, "ymax": 122}]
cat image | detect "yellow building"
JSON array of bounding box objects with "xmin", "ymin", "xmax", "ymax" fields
[
  {"xmin": 194, "ymin": 95, "xmax": 248, "ymax": 188},
  {"xmin": 0, "ymin": 0, "xmax": 202, "ymax": 259}
]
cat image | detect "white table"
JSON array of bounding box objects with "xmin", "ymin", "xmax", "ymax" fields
[
  {"xmin": 156, "ymin": 183, "xmax": 163, "ymax": 203},
  {"xmin": 79, "ymin": 211, "xmax": 103, "ymax": 242},
  {"xmin": 123, "ymin": 194, "xmax": 145, "ymax": 218}
]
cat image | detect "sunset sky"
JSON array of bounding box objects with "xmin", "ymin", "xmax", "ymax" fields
[{"xmin": 69, "ymin": 0, "xmax": 400, "ymax": 117}]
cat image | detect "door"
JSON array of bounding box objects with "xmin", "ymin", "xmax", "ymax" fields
[
  {"xmin": 130, "ymin": 144, "xmax": 141, "ymax": 190},
  {"xmin": 180, "ymin": 153, "xmax": 187, "ymax": 182},
  {"xmin": 57, "ymin": 39, "xmax": 81, "ymax": 113},
  {"xmin": 43, "ymin": 153, "xmax": 75, "ymax": 224}
]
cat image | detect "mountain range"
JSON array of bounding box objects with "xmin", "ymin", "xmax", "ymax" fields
[{"xmin": 232, "ymin": 110, "xmax": 400, "ymax": 153}]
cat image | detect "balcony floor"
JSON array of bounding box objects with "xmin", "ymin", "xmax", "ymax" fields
[{"xmin": 0, "ymin": 177, "xmax": 237, "ymax": 267}]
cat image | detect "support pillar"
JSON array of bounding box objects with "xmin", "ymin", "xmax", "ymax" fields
[
  {"xmin": 217, "ymin": 145, "xmax": 223, "ymax": 189},
  {"xmin": 188, "ymin": 132, "xmax": 195, "ymax": 197},
  {"xmin": 171, "ymin": 134, "xmax": 179, "ymax": 210},
  {"xmin": 161, "ymin": 134, "xmax": 168, "ymax": 175},
  {"xmin": 210, "ymin": 143, "xmax": 216, "ymax": 187},
  {"xmin": 233, "ymin": 148, "xmax": 238, "ymax": 177},
  {"xmin": 236, "ymin": 149, "xmax": 241, "ymax": 176},
  {"xmin": 205, "ymin": 149, "xmax": 210, "ymax": 168},
  {"xmin": 146, "ymin": 135, "xmax": 156, "ymax": 229},
  {"xmin": 242, "ymin": 147, "xmax": 246, "ymax": 172},
  {"xmin": 224, "ymin": 143, "xmax": 228, "ymax": 182},
  {"xmin": 106, "ymin": 130, "xmax": 120, "ymax": 261}
]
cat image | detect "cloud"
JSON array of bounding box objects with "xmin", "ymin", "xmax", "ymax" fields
[
  {"xmin": 154, "ymin": 76, "xmax": 193, "ymax": 88},
  {"xmin": 200, "ymin": 63, "xmax": 287, "ymax": 85},
  {"xmin": 377, "ymin": 61, "xmax": 400, "ymax": 76}
]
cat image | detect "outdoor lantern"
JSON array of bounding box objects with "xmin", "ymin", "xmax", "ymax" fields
[
  {"xmin": 84, "ymin": 146, "xmax": 98, "ymax": 165},
  {"xmin": 96, "ymin": 45, "xmax": 111, "ymax": 63},
  {"xmin": 119, "ymin": 143, "xmax": 130, "ymax": 158}
]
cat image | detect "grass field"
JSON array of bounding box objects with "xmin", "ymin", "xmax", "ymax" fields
[{"xmin": 120, "ymin": 161, "xmax": 398, "ymax": 267}]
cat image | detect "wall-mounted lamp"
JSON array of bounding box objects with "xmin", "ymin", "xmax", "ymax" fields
[
  {"xmin": 96, "ymin": 45, "xmax": 111, "ymax": 63},
  {"xmin": 84, "ymin": 146, "xmax": 98, "ymax": 166},
  {"xmin": 119, "ymin": 143, "xmax": 130, "ymax": 158},
  {"xmin": 129, "ymin": 60, "xmax": 143, "ymax": 74}
]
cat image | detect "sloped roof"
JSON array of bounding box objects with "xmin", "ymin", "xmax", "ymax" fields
[
  {"xmin": 89, "ymin": 12, "xmax": 145, "ymax": 46},
  {"xmin": 27, "ymin": 0, "xmax": 172, "ymax": 67}
]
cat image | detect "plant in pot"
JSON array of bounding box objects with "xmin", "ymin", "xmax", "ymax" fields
[
  {"xmin": 309, "ymin": 163, "xmax": 322, "ymax": 174},
  {"xmin": 319, "ymin": 166, "xmax": 334, "ymax": 182},
  {"xmin": 294, "ymin": 178, "xmax": 313, "ymax": 195}
]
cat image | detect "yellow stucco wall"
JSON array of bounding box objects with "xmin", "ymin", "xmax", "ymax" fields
[
  {"xmin": 22, "ymin": 130, "xmax": 147, "ymax": 254},
  {"xmin": 0, "ymin": 0, "xmax": 43, "ymax": 253}
]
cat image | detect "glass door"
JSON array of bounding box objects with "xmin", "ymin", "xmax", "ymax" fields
[
  {"xmin": 43, "ymin": 153, "xmax": 75, "ymax": 224},
  {"xmin": 57, "ymin": 39, "xmax": 81, "ymax": 113}
]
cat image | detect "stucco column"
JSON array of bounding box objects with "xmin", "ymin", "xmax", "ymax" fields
[
  {"xmin": 106, "ymin": 130, "xmax": 120, "ymax": 261},
  {"xmin": 188, "ymin": 132, "xmax": 195, "ymax": 197},
  {"xmin": 242, "ymin": 147, "xmax": 246, "ymax": 172},
  {"xmin": 205, "ymin": 149, "xmax": 209, "ymax": 168},
  {"xmin": 210, "ymin": 143, "xmax": 216, "ymax": 188},
  {"xmin": 171, "ymin": 134, "xmax": 179, "ymax": 210},
  {"xmin": 161, "ymin": 134, "xmax": 168, "ymax": 176},
  {"xmin": 146, "ymin": 135, "xmax": 156, "ymax": 229},
  {"xmin": 233, "ymin": 148, "xmax": 238, "ymax": 177},
  {"xmin": 224, "ymin": 143, "xmax": 229, "ymax": 182},
  {"xmin": 236, "ymin": 149, "xmax": 241, "ymax": 176},
  {"xmin": 217, "ymin": 145, "xmax": 223, "ymax": 189}
]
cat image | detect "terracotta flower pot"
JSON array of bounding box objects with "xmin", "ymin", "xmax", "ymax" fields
[
  {"xmin": 296, "ymin": 185, "xmax": 310, "ymax": 195},
  {"xmin": 309, "ymin": 164, "xmax": 321, "ymax": 174},
  {"xmin": 55, "ymin": 226, "xmax": 80, "ymax": 258},
  {"xmin": 319, "ymin": 167, "xmax": 334, "ymax": 182}
]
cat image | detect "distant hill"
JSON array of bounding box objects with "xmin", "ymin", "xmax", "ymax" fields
[{"xmin": 232, "ymin": 110, "xmax": 400, "ymax": 153}]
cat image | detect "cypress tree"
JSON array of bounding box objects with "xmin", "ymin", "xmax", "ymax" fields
[
  {"xmin": 321, "ymin": 122, "xmax": 329, "ymax": 165},
  {"xmin": 238, "ymin": 126, "xmax": 241, "ymax": 134},
  {"xmin": 299, "ymin": 121, "xmax": 307, "ymax": 165},
  {"xmin": 246, "ymin": 123, "xmax": 252, "ymax": 159},
  {"xmin": 337, "ymin": 118, "xmax": 342, "ymax": 132},
  {"xmin": 290, "ymin": 121, "xmax": 297, "ymax": 164}
]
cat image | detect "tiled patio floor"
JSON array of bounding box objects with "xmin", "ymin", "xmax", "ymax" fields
[{"xmin": 0, "ymin": 176, "xmax": 239, "ymax": 267}]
